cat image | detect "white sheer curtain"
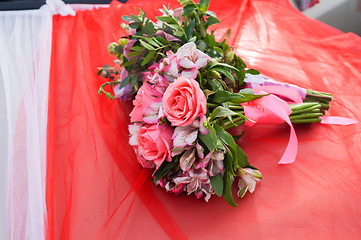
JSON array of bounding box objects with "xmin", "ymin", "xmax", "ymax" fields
[{"xmin": 0, "ymin": 1, "xmax": 75, "ymax": 239}]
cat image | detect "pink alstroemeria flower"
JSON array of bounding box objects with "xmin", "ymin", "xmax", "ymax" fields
[
  {"xmin": 196, "ymin": 150, "xmax": 224, "ymax": 176},
  {"xmin": 155, "ymin": 30, "xmax": 181, "ymax": 42},
  {"xmin": 176, "ymin": 42, "xmax": 211, "ymax": 79},
  {"xmin": 123, "ymin": 40, "xmax": 136, "ymax": 60},
  {"xmin": 159, "ymin": 51, "xmax": 179, "ymax": 82},
  {"xmin": 156, "ymin": 172, "xmax": 185, "ymax": 195},
  {"xmin": 173, "ymin": 168, "xmax": 214, "ymax": 202},
  {"xmin": 237, "ymin": 168, "xmax": 262, "ymax": 198},
  {"xmin": 129, "ymin": 81, "xmax": 163, "ymax": 124}
]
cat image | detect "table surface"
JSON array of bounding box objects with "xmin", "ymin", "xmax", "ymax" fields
[{"xmin": 45, "ymin": 0, "xmax": 361, "ymax": 239}]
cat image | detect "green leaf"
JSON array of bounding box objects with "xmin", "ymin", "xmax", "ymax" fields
[
  {"xmin": 212, "ymin": 90, "xmax": 265, "ymax": 104},
  {"xmin": 155, "ymin": 36, "xmax": 171, "ymax": 45},
  {"xmin": 139, "ymin": 40, "xmax": 155, "ymax": 50},
  {"xmin": 226, "ymin": 29, "xmax": 231, "ymax": 39},
  {"xmin": 246, "ymin": 69, "xmax": 260, "ymax": 75},
  {"xmin": 199, "ymin": 0, "xmax": 210, "ymax": 12},
  {"xmin": 207, "ymin": 16, "xmax": 220, "ymax": 26},
  {"xmin": 183, "ymin": 4, "xmax": 196, "ymax": 15},
  {"xmin": 189, "ymin": 36, "xmax": 197, "ymax": 42},
  {"xmin": 235, "ymin": 56, "xmax": 246, "ymax": 68},
  {"xmin": 210, "ymin": 62, "xmax": 239, "ymax": 72},
  {"xmin": 209, "ymin": 106, "xmax": 244, "ymax": 121},
  {"xmin": 153, "ymin": 157, "xmax": 179, "ymax": 182},
  {"xmin": 196, "ymin": 40, "xmax": 207, "ymax": 51},
  {"xmin": 214, "ymin": 125, "xmax": 249, "ymax": 170},
  {"xmin": 129, "ymin": 22, "xmax": 142, "ymax": 29},
  {"xmin": 119, "ymin": 74, "xmax": 131, "ymax": 89},
  {"xmin": 210, "ymin": 174, "xmax": 224, "ymax": 197},
  {"xmin": 235, "ymin": 145, "xmax": 248, "ymax": 168},
  {"xmin": 205, "ymin": 34, "xmax": 217, "ymax": 47},
  {"xmin": 239, "ymin": 88, "xmax": 254, "ymax": 94},
  {"xmin": 205, "ymin": 10, "xmax": 217, "ymax": 18},
  {"xmin": 214, "ymin": 125, "xmax": 237, "ymax": 152},
  {"xmin": 121, "ymin": 58, "xmax": 137, "ymax": 67},
  {"xmin": 198, "ymin": 124, "xmax": 217, "ymax": 152},
  {"xmin": 130, "ymin": 46, "xmax": 144, "ymax": 52},
  {"xmin": 127, "ymin": 51, "xmax": 142, "ymax": 58},
  {"xmin": 145, "ymin": 38, "xmax": 160, "ymax": 48},
  {"xmin": 122, "ymin": 15, "xmax": 132, "ymax": 22},
  {"xmin": 211, "ymin": 67, "xmax": 235, "ymax": 86},
  {"xmin": 179, "ymin": 0, "xmax": 194, "ymax": 6},
  {"xmin": 145, "ymin": 22, "xmax": 155, "ymax": 36},
  {"xmin": 130, "ymin": 73, "xmax": 139, "ymax": 88},
  {"xmin": 173, "ymin": 30, "xmax": 184, "ymax": 37},
  {"xmin": 142, "ymin": 11, "xmax": 146, "ymax": 22},
  {"xmin": 156, "ymin": 16, "xmax": 177, "ymax": 24},
  {"xmin": 141, "ymin": 51, "xmax": 155, "ymax": 66},
  {"xmin": 223, "ymin": 170, "xmax": 237, "ymax": 207},
  {"xmin": 130, "ymin": 14, "xmax": 141, "ymax": 22},
  {"xmin": 186, "ymin": 19, "xmax": 195, "ymax": 40},
  {"xmin": 96, "ymin": 69, "xmax": 103, "ymax": 76},
  {"xmin": 214, "ymin": 47, "xmax": 224, "ymax": 57}
]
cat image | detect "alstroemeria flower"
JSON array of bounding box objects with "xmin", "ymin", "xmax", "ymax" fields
[
  {"xmin": 128, "ymin": 124, "xmax": 141, "ymax": 146},
  {"xmin": 197, "ymin": 150, "xmax": 224, "ymax": 176},
  {"xmin": 130, "ymin": 81, "xmax": 163, "ymax": 124},
  {"xmin": 176, "ymin": 42, "xmax": 211, "ymax": 79},
  {"xmin": 156, "ymin": 172, "xmax": 185, "ymax": 195},
  {"xmin": 155, "ymin": 30, "xmax": 181, "ymax": 42},
  {"xmin": 173, "ymin": 168, "xmax": 214, "ymax": 202},
  {"xmin": 237, "ymin": 168, "xmax": 262, "ymax": 198},
  {"xmin": 179, "ymin": 148, "xmax": 196, "ymax": 172},
  {"xmin": 123, "ymin": 40, "xmax": 136, "ymax": 60},
  {"xmin": 172, "ymin": 125, "xmax": 198, "ymax": 148},
  {"xmin": 160, "ymin": 51, "xmax": 179, "ymax": 82}
]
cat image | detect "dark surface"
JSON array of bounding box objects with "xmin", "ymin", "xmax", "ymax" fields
[{"xmin": 0, "ymin": 0, "xmax": 128, "ymax": 11}]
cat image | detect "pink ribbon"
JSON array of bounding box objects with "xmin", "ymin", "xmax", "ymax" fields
[
  {"xmin": 253, "ymin": 86, "xmax": 304, "ymax": 104},
  {"xmin": 242, "ymin": 93, "xmax": 298, "ymax": 164},
  {"xmin": 320, "ymin": 116, "xmax": 358, "ymax": 125}
]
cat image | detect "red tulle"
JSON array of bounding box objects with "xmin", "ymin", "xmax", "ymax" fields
[{"xmin": 46, "ymin": 0, "xmax": 361, "ymax": 239}]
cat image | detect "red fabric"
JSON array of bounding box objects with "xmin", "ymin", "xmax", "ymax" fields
[{"xmin": 47, "ymin": 0, "xmax": 361, "ymax": 239}]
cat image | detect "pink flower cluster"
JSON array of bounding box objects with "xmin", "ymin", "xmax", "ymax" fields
[{"xmin": 127, "ymin": 43, "xmax": 219, "ymax": 201}]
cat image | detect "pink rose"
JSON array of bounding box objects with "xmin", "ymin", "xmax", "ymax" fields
[
  {"xmin": 163, "ymin": 77, "xmax": 207, "ymax": 126},
  {"xmin": 134, "ymin": 124, "xmax": 173, "ymax": 168}
]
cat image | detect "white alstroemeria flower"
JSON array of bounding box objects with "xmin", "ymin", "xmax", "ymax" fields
[{"xmin": 237, "ymin": 168, "xmax": 262, "ymax": 198}]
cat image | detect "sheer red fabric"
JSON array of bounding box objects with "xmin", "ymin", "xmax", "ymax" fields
[{"xmin": 46, "ymin": 0, "xmax": 361, "ymax": 239}]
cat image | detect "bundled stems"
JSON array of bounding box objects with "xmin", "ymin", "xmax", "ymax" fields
[
  {"xmin": 304, "ymin": 89, "xmax": 333, "ymax": 113},
  {"xmin": 210, "ymin": 102, "xmax": 325, "ymax": 130}
]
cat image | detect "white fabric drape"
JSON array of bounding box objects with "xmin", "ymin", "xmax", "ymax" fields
[{"xmin": 0, "ymin": 1, "xmax": 74, "ymax": 239}]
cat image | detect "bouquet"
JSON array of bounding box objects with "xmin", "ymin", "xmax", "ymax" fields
[{"xmin": 97, "ymin": 0, "xmax": 338, "ymax": 206}]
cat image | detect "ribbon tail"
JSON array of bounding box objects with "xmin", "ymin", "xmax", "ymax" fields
[
  {"xmin": 320, "ymin": 116, "xmax": 358, "ymax": 125},
  {"xmin": 263, "ymin": 98, "xmax": 298, "ymax": 164},
  {"xmin": 279, "ymin": 117, "xmax": 298, "ymax": 164},
  {"xmin": 249, "ymin": 94, "xmax": 298, "ymax": 164}
]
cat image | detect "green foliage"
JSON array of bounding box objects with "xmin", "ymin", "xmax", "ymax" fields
[
  {"xmin": 210, "ymin": 174, "xmax": 224, "ymax": 197},
  {"xmin": 153, "ymin": 157, "xmax": 179, "ymax": 183}
]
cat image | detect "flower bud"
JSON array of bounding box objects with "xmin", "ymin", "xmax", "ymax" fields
[
  {"xmin": 208, "ymin": 70, "xmax": 221, "ymax": 79},
  {"xmin": 108, "ymin": 42, "xmax": 118, "ymax": 55},
  {"xmin": 102, "ymin": 69, "xmax": 110, "ymax": 78},
  {"xmin": 226, "ymin": 50, "xmax": 234, "ymax": 62},
  {"xmin": 118, "ymin": 38, "xmax": 128, "ymax": 46},
  {"xmin": 105, "ymin": 92, "xmax": 114, "ymax": 99}
]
